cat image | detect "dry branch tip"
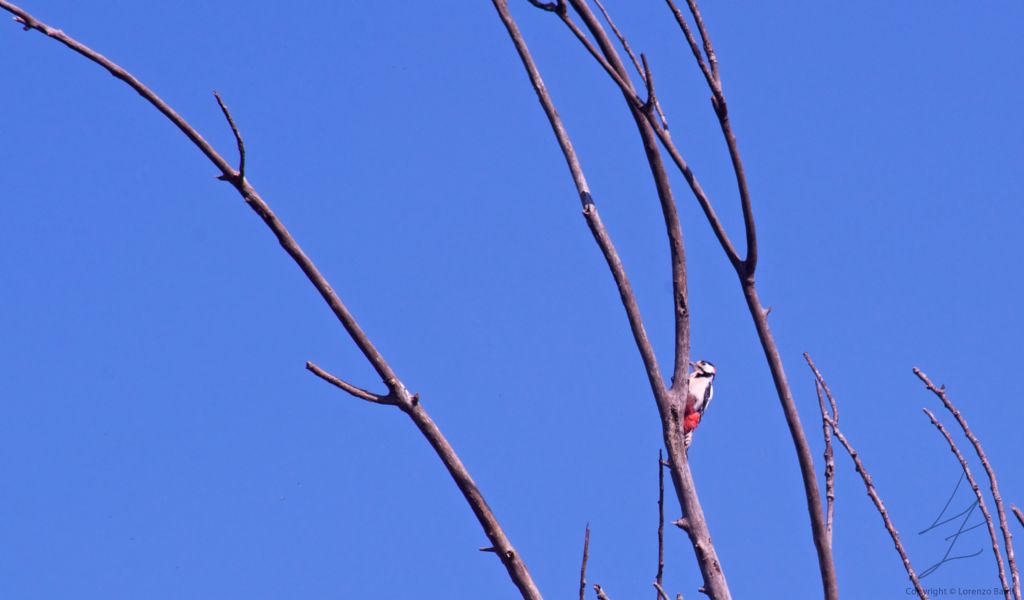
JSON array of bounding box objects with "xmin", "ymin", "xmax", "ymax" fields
[
  {"xmin": 654, "ymin": 582, "xmax": 672, "ymax": 600},
  {"xmin": 306, "ymin": 360, "xmax": 389, "ymax": 404},
  {"xmin": 212, "ymin": 90, "xmax": 246, "ymax": 181}
]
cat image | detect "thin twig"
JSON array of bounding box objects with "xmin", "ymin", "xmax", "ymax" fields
[
  {"xmin": 803, "ymin": 354, "xmax": 838, "ymax": 424},
  {"xmin": 915, "ymin": 368, "xmax": 1020, "ymax": 600},
  {"xmin": 805, "ymin": 354, "xmax": 837, "ymax": 546},
  {"xmin": 533, "ymin": 0, "xmax": 743, "ymax": 272},
  {"xmin": 306, "ymin": 361, "xmax": 386, "ymax": 404},
  {"xmin": 808, "ymin": 356, "xmax": 922, "ymax": 598},
  {"xmin": 579, "ymin": 524, "xmax": 590, "ymax": 600},
  {"xmin": 493, "ymin": 0, "xmax": 663, "ymax": 398},
  {"xmin": 657, "ymin": 449, "xmax": 666, "ymax": 598},
  {"xmin": 654, "ymin": 582, "xmax": 671, "ymax": 600},
  {"xmin": 593, "ymin": 0, "xmax": 669, "ymax": 129},
  {"xmin": 663, "ymin": 0, "xmax": 714, "ymax": 88},
  {"xmin": 828, "ymin": 416, "xmax": 928, "ymax": 598},
  {"xmin": 559, "ymin": 1, "xmax": 692, "ymax": 390},
  {"xmin": 923, "ymin": 408, "xmax": 1011, "ymax": 600},
  {"xmin": 0, "ymin": 4, "xmax": 543, "ymax": 597},
  {"xmin": 507, "ymin": 2, "xmax": 730, "ymax": 596},
  {"xmin": 684, "ymin": 0, "xmax": 718, "ymax": 79},
  {"xmin": 212, "ymin": 91, "xmax": 245, "ymax": 180},
  {"xmin": 667, "ymin": 0, "xmax": 756, "ymax": 272},
  {"xmin": 640, "ymin": 53, "xmax": 656, "ymax": 113},
  {"xmin": 593, "ymin": 0, "xmax": 643, "ymax": 84},
  {"xmin": 566, "ymin": 2, "xmax": 831, "ymax": 596},
  {"xmin": 1014, "ymin": 506, "xmax": 1024, "ymax": 530},
  {"xmin": 1, "ymin": 1, "xmax": 397, "ymax": 390},
  {"xmin": 538, "ymin": 0, "xmax": 749, "ymax": 278},
  {"xmin": 594, "ymin": 584, "xmax": 612, "ymax": 600},
  {"xmin": 534, "ymin": 2, "xmax": 831, "ymax": 597},
  {"xmin": 813, "ymin": 381, "xmax": 835, "ymax": 546},
  {"xmin": 506, "ymin": 2, "xmax": 728, "ymax": 597}
]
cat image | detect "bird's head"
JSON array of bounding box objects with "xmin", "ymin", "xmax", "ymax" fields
[{"xmin": 690, "ymin": 360, "xmax": 716, "ymax": 378}]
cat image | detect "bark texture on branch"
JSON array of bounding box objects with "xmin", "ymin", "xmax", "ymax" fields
[
  {"xmin": 806, "ymin": 357, "xmax": 927, "ymax": 599},
  {"xmin": 0, "ymin": 3, "xmax": 542, "ymax": 597},
  {"xmin": 923, "ymin": 408, "xmax": 1012, "ymax": 600},
  {"xmin": 915, "ymin": 368, "xmax": 1020, "ymax": 600},
  {"xmin": 492, "ymin": 1, "xmax": 730, "ymax": 597},
  {"xmin": 518, "ymin": 1, "xmax": 837, "ymax": 597}
]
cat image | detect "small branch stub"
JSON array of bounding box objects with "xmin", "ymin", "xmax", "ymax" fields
[
  {"xmin": 306, "ymin": 361, "xmax": 388, "ymax": 404},
  {"xmin": 579, "ymin": 523, "xmax": 590, "ymax": 600},
  {"xmin": 213, "ymin": 90, "xmax": 246, "ymax": 182}
]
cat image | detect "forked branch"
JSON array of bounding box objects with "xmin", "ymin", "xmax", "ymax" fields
[
  {"xmin": 306, "ymin": 361, "xmax": 388, "ymax": 404},
  {"xmin": 654, "ymin": 582, "xmax": 672, "ymax": 600},
  {"xmin": 656, "ymin": 450, "xmax": 666, "ymax": 598},
  {"xmin": 805, "ymin": 353, "xmax": 838, "ymax": 547},
  {"xmin": 528, "ymin": 2, "xmax": 835, "ymax": 596},
  {"xmin": 492, "ymin": 1, "xmax": 728, "ymax": 597},
  {"xmin": 0, "ymin": 2, "xmax": 541, "ymax": 597},
  {"xmin": 806, "ymin": 358, "xmax": 927, "ymax": 599},
  {"xmin": 923, "ymin": 408, "xmax": 1011, "ymax": 600},
  {"xmin": 212, "ymin": 91, "xmax": 246, "ymax": 181},
  {"xmin": 915, "ymin": 368, "xmax": 1020, "ymax": 600},
  {"xmin": 830, "ymin": 418, "xmax": 926, "ymax": 598}
]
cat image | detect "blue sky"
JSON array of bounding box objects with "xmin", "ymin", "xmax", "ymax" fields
[{"xmin": 1, "ymin": 2, "xmax": 1022, "ymax": 598}]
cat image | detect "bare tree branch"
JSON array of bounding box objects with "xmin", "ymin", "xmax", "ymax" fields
[
  {"xmin": 923, "ymin": 408, "xmax": 1012, "ymax": 600},
  {"xmin": 212, "ymin": 91, "xmax": 246, "ymax": 181},
  {"xmin": 810, "ymin": 357, "xmax": 925, "ymax": 598},
  {"xmin": 664, "ymin": 3, "xmax": 831, "ymax": 591},
  {"xmin": 683, "ymin": 0, "xmax": 719, "ymax": 81},
  {"xmin": 805, "ymin": 354, "xmax": 838, "ymax": 547},
  {"xmin": 1015, "ymin": 506, "xmax": 1024, "ymax": 530},
  {"xmin": 306, "ymin": 361, "xmax": 387, "ymax": 404},
  {"xmin": 561, "ymin": 0, "xmax": 692, "ymax": 391},
  {"xmin": 660, "ymin": 1, "xmax": 834, "ymax": 592},
  {"xmin": 657, "ymin": 449, "xmax": 666, "ymax": 599},
  {"xmin": 497, "ymin": 2, "xmax": 728, "ymax": 597},
  {"xmin": 555, "ymin": 1, "xmax": 749, "ymax": 275},
  {"xmin": 663, "ymin": 0, "xmax": 714, "ymax": 88},
  {"xmin": 915, "ymin": 368, "xmax": 1020, "ymax": 600},
  {"xmin": 593, "ymin": 0, "xmax": 643, "ymax": 86},
  {"xmin": 550, "ymin": 10, "xmax": 733, "ymax": 593},
  {"xmin": 579, "ymin": 524, "xmax": 590, "ymax": 600},
  {"xmin": 492, "ymin": 0, "xmax": 662, "ymax": 396},
  {"xmin": 535, "ymin": 1, "xmax": 743, "ymax": 272},
  {"xmin": 654, "ymin": 582, "xmax": 672, "ymax": 600},
  {"xmin": 525, "ymin": 4, "xmax": 835, "ymax": 594},
  {"xmin": 664, "ymin": 0, "xmax": 755, "ymax": 272},
  {"xmin": 593, "ymin": 0, "xmax": 669, "ymax": 130},
  {"xmin": 813, "ymin": 382, "xmax": 835, "ymax": 546},
  {"xmin": 0, "ymin": 3, "xmax": 543, "ymax": 597},
  {"xmin": 830, "ymin": 420, "xmax": 926, "ymax": 597}
]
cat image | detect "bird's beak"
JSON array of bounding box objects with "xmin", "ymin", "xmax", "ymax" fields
[{"xmin": 689, "ymin": 361, "xmax": 697, "ymax": 368}]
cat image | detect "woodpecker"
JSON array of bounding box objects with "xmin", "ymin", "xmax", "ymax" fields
[{"xmin": 683, "ymin": 360, "xmax": 716, "ymax": 448}]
